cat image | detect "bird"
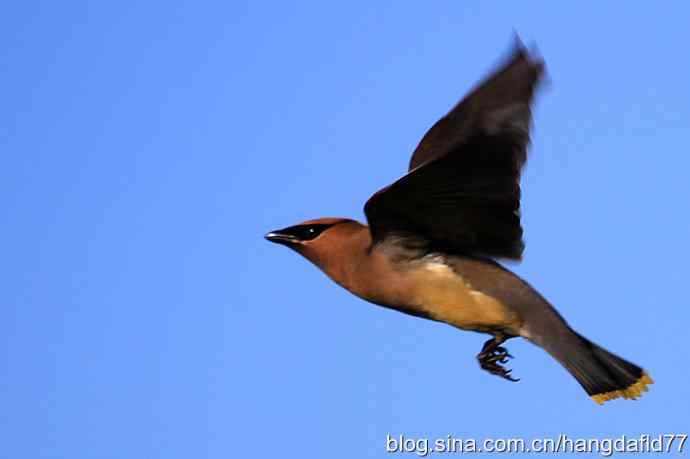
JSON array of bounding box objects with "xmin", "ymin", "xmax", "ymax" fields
[{"xmin": 265, "ymin": 41, "xmax": 653, "ymax": 404}]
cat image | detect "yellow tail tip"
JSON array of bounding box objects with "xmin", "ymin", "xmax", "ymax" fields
[{"xmin": 591, "ymin": 372, "xmax": 654, "ymax": 405}]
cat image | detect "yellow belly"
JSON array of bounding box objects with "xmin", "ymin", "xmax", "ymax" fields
[{"xmin": 407, "ymin": 263, "xmax": 522, "ymax": 333}]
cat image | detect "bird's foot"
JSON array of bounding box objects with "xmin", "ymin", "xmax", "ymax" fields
[{"xmin": 477, "ymin": 338, "xmax": 519, "ymax": 382}]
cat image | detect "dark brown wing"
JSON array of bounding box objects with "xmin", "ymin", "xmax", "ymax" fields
[
  {"xmin": 408, "ymin": 42, "xmax": 544, "ymax": 172},
  {"xmin": 364, "ymin": 43, "xmax": 544, "ymax": 260}
]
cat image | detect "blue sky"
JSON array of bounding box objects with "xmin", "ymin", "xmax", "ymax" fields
[{"xmin": 2, "ymin": 1, "xmax": 689, "ymax": 458}]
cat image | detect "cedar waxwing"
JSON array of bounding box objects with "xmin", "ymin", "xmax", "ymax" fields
[{"xmin": 265, "ymin": 42, "xmax": 652, "ymax": 404}]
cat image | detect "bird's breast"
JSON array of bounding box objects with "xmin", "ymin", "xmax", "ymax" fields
[{"xmin": 403, "ymin": 259, "xmax": 522, "ymax": 333}]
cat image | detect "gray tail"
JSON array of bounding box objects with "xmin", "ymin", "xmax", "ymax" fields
[{"xmin": 537, "ymin": 328, "xmax": 653, "ymax": 404}]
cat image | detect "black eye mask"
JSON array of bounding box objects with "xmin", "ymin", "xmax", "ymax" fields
[{"xmin": 281, "ymin": 223, "xmax": 335, "ymax": 241}]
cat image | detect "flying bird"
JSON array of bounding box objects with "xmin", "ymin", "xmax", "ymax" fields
[{"xmin": 265, "ymin": 42, "xmax": 652, "ymax": 404}]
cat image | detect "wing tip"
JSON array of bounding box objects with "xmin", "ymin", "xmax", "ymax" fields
[{"xmin": 505, "ymin": 34, "xmax": 546, "ymax": 80}]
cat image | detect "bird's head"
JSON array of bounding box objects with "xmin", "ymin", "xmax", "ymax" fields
[{"xmin": 265, "ymin": 217, "xmax": 364, "ymax": 268}]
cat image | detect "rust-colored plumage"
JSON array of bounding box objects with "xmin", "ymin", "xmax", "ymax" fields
[{"xmin": 266, "ymin": 41, "xmax": 652, "ymax": 404}]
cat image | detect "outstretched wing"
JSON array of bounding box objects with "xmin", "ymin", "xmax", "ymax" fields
[{"xmin": 364, "ymin": 43, "xmax": 544, "ymax": 260}]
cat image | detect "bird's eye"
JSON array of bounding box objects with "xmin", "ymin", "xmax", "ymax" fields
[{"xmin": 290, "ymin": 223, "xmax": 335, "ymax": 241}]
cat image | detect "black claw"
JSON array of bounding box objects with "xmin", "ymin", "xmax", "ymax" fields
[{"xmin": 477, "ymin": 335, "xmax": 519, "ymax": 382}]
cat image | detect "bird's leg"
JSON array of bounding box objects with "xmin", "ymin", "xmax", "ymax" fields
[{"xmin": 477, "ymin": 333, "xmax": 519, "ymax": 382}]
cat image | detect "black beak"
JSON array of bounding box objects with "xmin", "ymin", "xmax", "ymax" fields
[{"xmin": 264, "ymin": 230, "xmax": 300, "ymax": 245}]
